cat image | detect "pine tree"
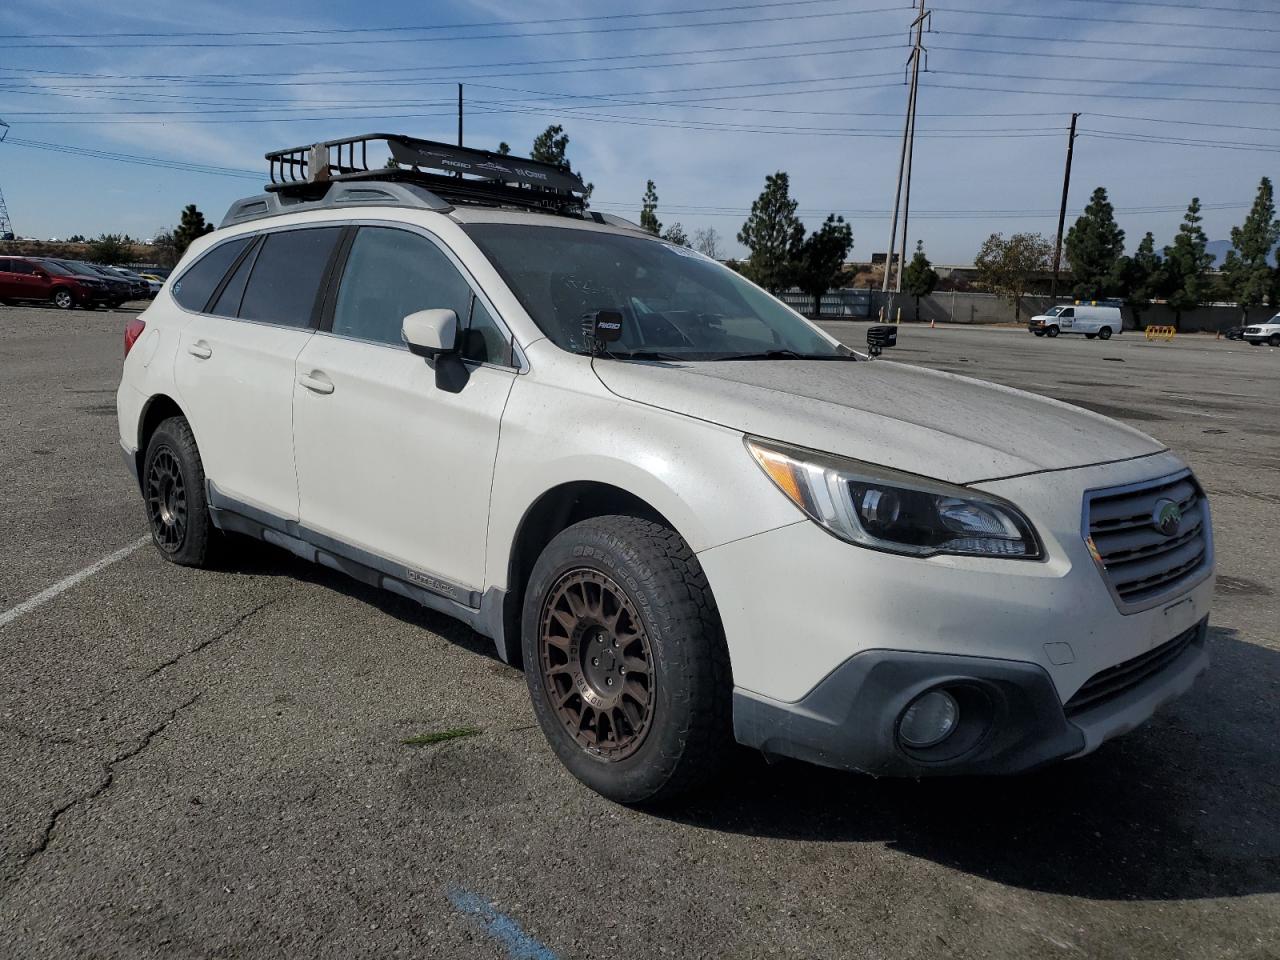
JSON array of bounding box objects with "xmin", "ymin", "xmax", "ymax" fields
[
  {"xmin": 661, "ymin": 222, "xmax": 689, "ymax": 246},
  {"xmin": 497, "ymin": 142, "xmax": 511, "ymax": 155},
  {"xmin": 529, "ymin": 125, "xmax": 593, "ymax": 205},
  {"xmin": 1161, "ymin": 198, "xmax": 1214, "ymax": 329},
  {"xmin": 795, "ymin": 215, "xmax": 853, "ymax": 317},
  {"xmin": 1222, "ymin": 177, "xmax": 1280, "ymax": 324},
  {"xmin": 1064, "ymin": 186, "xmax": 1125, "ymax": 302},
  {"xmin": 172, "ymin": 204, "xmax": 214, "ymax": 258},
  {"xmin": 737, "ymin": 172, "xmax": 805, "ymax": 293},
  {"xmin": 1111, "ymin": 232, "xmax": 1163, "ymax": 328},
  {"xmin": 640, "ymin": 180, "xmax": 661, "ymax": 235},
  {"xmin": 901, "ymin": 240, "xmax": 939, "ymax": 321}
]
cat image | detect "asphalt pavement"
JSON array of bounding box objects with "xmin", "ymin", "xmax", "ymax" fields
[{"xmin": 2, "ymin": 305, "xmax": 1277, "ymax": 959}]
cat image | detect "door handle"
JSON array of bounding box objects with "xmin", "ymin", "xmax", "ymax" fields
[
  {"xmin": 298, "ymin": 373, "xmax": 334, "ymax": 395},
  {"xmin": 187, "ymin": 342, "xmax": 212, "ymax": 360}
]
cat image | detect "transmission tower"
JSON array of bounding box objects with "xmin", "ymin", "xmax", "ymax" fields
[{"xmin": 0, "ymin": 119, "xmax": 12, "ymax": 240}]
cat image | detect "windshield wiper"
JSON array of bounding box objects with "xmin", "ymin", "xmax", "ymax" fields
[{"xmin": 712, "ymin": 349, "xmax": 856, "ymax": 361}]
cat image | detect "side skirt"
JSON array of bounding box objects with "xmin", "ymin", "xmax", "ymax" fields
[{"xmin": 206, "ymin": 483, "xmax": 516, "ymax": 663}]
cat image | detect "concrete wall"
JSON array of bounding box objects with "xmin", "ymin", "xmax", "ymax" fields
[{"xmin": 868, "ymin": 291, "xmax": 1252, "ymax": 332}]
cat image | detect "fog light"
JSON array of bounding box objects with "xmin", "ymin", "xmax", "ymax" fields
[{"xmin": 899, "ymin": 689, "xmax": 959, "ymax": 749}]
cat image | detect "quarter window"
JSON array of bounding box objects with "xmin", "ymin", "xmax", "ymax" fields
[
  {"xmin": 172, "ymin": 237, "xmax": 252, "ymax": 312},
  {"xmin": 239, "ymin": 227, "xmax": 342, "ymax": 328}
]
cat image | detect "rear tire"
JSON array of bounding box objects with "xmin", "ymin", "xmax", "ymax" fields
[
  {"xmin": 51, "ymin": 289, "xmax": 73, "ymax": 310},
  {"xmin": 522, "ymin": 515, "xmax": 732, "ymax": 805},
  {"xmin": 142, "ymin": 416, "xmax": 217, "ymax": 567},
  {"xmin": 1099, "ymin": 327, "xmax": 1113, "ymax": 340},
  {"xmin": 1046, "ymin": 325, "xmax": 1060, "ymax": 338}
]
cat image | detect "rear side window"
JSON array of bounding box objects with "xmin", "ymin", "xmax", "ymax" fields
[
  {"xmin": 0, "ymin": 259, "xmax": 10, "ymax": 272},
  {"xmin": 209, "ymin": 239, "xmax": 259, "ymax": 318},
  {"xmin": 173, "ymin": 237, "xmax": 252, "ymax": 312},
  {"xmin": 331, "ymin": 226, "xmax": 474, "ymax": 347},
  {"xmin": 240, "ymin": 227, "xmax": 343, "ymax": 328}
]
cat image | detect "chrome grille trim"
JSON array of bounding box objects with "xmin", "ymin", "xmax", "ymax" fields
[{"xmin": 1082, "ymin": 469, "xmax": 1213, "ymax": 614}]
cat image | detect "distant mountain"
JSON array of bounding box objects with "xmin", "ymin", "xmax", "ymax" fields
[{"xmin": 1204, "ymin": 238, "xmax": 1280, "ymax": 267}]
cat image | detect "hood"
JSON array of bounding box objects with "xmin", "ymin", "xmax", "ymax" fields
[{"xmin": 592, "ymin": 358, "xmax": 1165, "ymax": 484}]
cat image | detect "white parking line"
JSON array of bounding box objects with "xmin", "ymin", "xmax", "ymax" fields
[{"xmin": 0, "ymin": 535, "xmax": 150, "ymax": 630}]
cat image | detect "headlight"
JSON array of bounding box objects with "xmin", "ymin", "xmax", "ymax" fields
[{"xmin": 746, "ymin": 437, "xmax": 1042, "ymax": 559}]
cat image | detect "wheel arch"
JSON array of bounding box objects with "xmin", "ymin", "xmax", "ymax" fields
[
  {"xmin": 499, "ymin": 480, "xmax": 691, "ymax": 669},
  {"xmin": 134, "ymin": 394, "xmax": 191, "ymax": 483}
]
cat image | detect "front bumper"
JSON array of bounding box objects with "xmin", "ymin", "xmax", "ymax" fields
[
  {"xmin": 733, "ymin": 619, "xmax": 1208, "ymax": 776},
  {"xmin": 698, "ymin": 451, "xmax": 1214, "ymax": 776}
]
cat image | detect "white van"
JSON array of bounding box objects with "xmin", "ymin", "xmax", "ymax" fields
[{"xmin": 1029, "ymin": 303, "xmax": 1123, "ymax": 340}]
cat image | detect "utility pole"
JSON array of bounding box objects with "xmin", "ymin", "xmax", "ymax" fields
[
  {"xmin": 457, "ymin": 84, "xmax": 464, "ymax": 147},
  {"xmin": 881, "ymin": 0, "xmax": 929, "ymax": 297},
  {"xmin": 0, "ymin": 120, "xmax": 12, "ymax": 241},
  {"xmin": 1051, "ymin": 112, "xmax": 1080, "ymax": 302}
]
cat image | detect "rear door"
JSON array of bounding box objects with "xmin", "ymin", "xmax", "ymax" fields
[
  {"xmin": 173, "ymin": 226, "xmax": 343, "ymax": 520},
  {"xmin": 291, "ymin": 224, "xmax": 517, "ymax": 598},
  {"xmin": 10, "ymin": 260, "xmax": 50, "ymax": 301}
]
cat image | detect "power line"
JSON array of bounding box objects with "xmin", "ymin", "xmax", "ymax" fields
[
  {"xmin": 1057, "ymin": 0, "xmax": 1278, "ymax": 14},
  {"xmin": 926, "ymin": 80, "xmax": 1280, "ymax": 107},
  {"xmin": 932, "ymin": 42, "xmax": 1280, "ymax": 72},
  {"xmin": 0, "ymin": 33, "xmax": 905, "ymax": 87},
  {"xmin": 0, "ymin": 6, "xmax": 904, "ymax": 50},
  {"xmin": 2, "ymin": 137, "xmax": 260, "ymax": 178},
  {"xmin": 938, "ymin": 68, "xmax": 1280, "ymax": 95},
  {"xmin": 933, "ymin": 4, "xmax": 1280, "ymax": 33},
  {"xmin": 938, "ymin": 28, "xmax": 1278, "ymax": 55},
  {"xmin": 0, "ymin": 0, "xmax": 870, "ymax": 40}
]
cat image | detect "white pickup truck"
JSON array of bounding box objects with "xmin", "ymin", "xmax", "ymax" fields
[
  {"xmin": 1029, "ymin": 303, "xmax": 1123, "ymax": 340},
  {"xmin": 1243, "ymin": 314, "xmax": 1280, "ymax": 346}
]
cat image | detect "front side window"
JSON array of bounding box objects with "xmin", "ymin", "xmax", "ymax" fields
[
  {"xmin": 462, "ymin": 223, "xmax": 844, "ymax": 360},
  {"xmin": 239, "ymin": 227, "xmax": 343, "ymax": 328},
  {"xmin": 173, "ymin": 237, "xmax": 253, "ymax": 312},
  {"xmin": 1060, "ymin": 308, "xmax": 1075, "ymax": 318},
  {"xmin": 38, "ymin": 260, "xmax": 73, "ymax": 277},
  {"xmin": 332, "ymin": 226, "xmax": 507, "ymax": 364}
]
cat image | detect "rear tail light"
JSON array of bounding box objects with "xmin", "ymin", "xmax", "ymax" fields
[{"xmin": 124, "ymin": 318, "xmax": 146, "ymax": 357}]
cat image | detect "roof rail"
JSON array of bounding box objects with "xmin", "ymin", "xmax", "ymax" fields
[
  {"xmin": 264, "ymin": 132, "xmax": 587, "ymax": 214},
  {"xmin": 221, "ymin": 180, "xmax": 453, "ymax": 228}
]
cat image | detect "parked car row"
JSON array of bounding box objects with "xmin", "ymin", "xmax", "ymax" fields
[{"xmin": 0, "ymin": 255, "xmax": 160, "ymax": 309}]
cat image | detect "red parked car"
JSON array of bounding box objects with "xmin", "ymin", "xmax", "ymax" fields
[{"xmin": 0, "ymin": 255, "xmax": 109, "ymax": 309}]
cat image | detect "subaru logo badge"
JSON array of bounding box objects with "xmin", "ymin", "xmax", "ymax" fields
[{"xmin": 1151, "ymin": 499, "xmax": 1182, "ymax": 538}]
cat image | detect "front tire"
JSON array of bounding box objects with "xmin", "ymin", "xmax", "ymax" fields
[
  {"xmin": 51, "ymin": 289, "xmax": 73, "ymax": 310},
  {"xmin": 522, "ymin": 516, "xmax": 732, "ymax": 804},
  {"xmin": 1046, "ymin": 325, "xmax": 1060, "ymax": 338},
  {"xmin": 1270, "ymin": 334, "xmax": 1280, "ymax": 347},
  {"xmin": 142, "ymin": 416, "xmax": 217, "ymax": 567}
]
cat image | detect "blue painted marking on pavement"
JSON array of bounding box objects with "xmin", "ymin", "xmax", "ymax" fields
[{"xmin": 447, "ymin": 887, "xmax": 559, "ymax": 960}]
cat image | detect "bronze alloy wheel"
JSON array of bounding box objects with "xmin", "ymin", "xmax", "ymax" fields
[
  {"xmin": 538, "ymin": 569, "xmax": 655, "ymax": 760},
  {"xmin": 146, "ymin": 447, "xmax": 188, "ymax": 552}
]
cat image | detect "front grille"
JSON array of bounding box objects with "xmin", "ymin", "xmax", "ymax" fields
[
  {"xmin": 1085, "ymin": 471, "xmax": 1210, "ymax": 608},
  {"xmin": 1064, "ymin": 621, "xmax": 1202, "ymax": 716}
]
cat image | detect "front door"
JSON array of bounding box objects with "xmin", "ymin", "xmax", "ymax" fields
[{"xmin": 291, "ymin": 225, "xmax": 516, "ymax": 598}]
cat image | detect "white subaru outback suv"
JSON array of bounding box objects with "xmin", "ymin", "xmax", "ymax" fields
[{"xmin": 117, "ymin": 135, "xmax": 1214, "ymax": 803}]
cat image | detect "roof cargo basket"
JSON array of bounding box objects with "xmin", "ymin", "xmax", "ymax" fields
[{"xmin": 264, "ymin": 133, "xmax": 588, "ymax": 215}]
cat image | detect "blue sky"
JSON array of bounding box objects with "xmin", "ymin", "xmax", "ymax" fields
[{"xmin": 1, "ymin": 0, "xmax": 1277, "ymax": 263}]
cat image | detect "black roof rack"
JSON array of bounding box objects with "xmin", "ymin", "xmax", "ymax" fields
[{"xmin": 265, "ymin": 133, "xmax": 588, "ymax": 215}]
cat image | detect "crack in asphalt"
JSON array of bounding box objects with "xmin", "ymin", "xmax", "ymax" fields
[
  {"xmin": 145, "ymin": 598, "xmax": 277, "ymax": 680},
  {"xmin": 1, "ymin": 692, "xmax": 202, "ymax": 902}
]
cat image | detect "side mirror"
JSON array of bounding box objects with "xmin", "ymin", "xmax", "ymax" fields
[{"xmin": 402, "ymin": 308, "xmax": 459, "ymax": 358}]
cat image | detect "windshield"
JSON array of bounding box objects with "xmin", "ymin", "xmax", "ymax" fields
[
  {"xmin": 463, "ymin": 223, "xmax": 846, "ymax": 360},
  {"xmin": 1043, "ymin": 306, "xmax": 1064, "ymax": 317},
  {"xmin": 36, "ymin": 260, "xmax": 72, "ymax": 276},
  {"xmin": 58, "ymin": 261, "xmax": 101, "ymax": 278}
]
